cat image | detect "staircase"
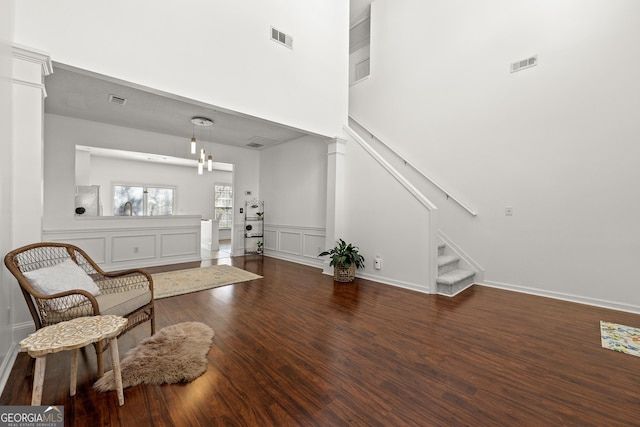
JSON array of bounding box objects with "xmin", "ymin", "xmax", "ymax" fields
[{"xmin": 437, "ymin": 243, "xmax": 475, "ymax": 296}]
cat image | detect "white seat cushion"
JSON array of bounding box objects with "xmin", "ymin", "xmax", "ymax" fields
[{"xmin": 96, "ymin": 288, "xmax": 151, "ymax": 317}]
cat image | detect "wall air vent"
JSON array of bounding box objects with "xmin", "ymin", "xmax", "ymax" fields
[
  {"xmin": 246, "ymin": 142, "xmax": 264, "ymax": 148},
  {"xmin": 271, "ymin": 26, "xmax": 293, "ymax": 49},
  {"xmin": 108, "ymin": 94, "xmax": 127, "ymax": 105},
  {"xmin": 511, "ymin": 55, "xmax": 537, "ymax": 73}
]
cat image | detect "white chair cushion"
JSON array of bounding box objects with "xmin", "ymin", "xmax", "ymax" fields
[{"xmin": 95, "ymin": 288, "xmax": 151, "ymax": 318}]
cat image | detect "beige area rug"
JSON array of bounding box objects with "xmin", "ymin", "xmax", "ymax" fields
[
  {"xmin": 93, "ymin": 322, "xmax": 214, "ymax": 391},
  {"xmin": 152, "ymin": 265, "xmax": 262, "ymax": 299}
]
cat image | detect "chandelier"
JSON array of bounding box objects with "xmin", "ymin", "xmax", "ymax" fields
[{"xmin": 189, "ymin": 117, "xmax": 214, "ymax": 174}]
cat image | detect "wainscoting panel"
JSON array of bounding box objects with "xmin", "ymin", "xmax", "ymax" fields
[
  {"xmin": 264, "ymin": 230, "xmax": 278, "ymax": 251},
  {"xmin": 161, "ymin": 231, "xmax": 199, "ymax": 258},
  {"xmin": 278, "ymin": 231, "xmax": 302, "ymax": 255},
  {"xmin": 111, "ymin": 234, "xmax": 156, "ymax": 262},
  {"xmin": 263, "ymin": 224, "xmax": 326, "ymax": 268},
  {"xmin": 51, "ymin": 236, "xmax": 107, "ymax": 264},
  {"xmin": 42, "ymin": 216, "xmax": 202, "ymax": 271},
  {"xmin": 303, "ymin": 233, "xmax": 326, "ymax": 258}
]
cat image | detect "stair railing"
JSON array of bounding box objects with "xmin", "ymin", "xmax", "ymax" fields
[
  {"xmin": 348, "ymin": 115, "xmax": 478, "ymax": 217},
  {"xmin": 342, "ymin": 123, "xmax": 439, "ymax": 293}
]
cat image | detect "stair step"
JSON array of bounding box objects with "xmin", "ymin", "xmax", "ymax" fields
[
  {"xmin": 436, "ymin": 269, "xmax": 475, "ymax": 297},
  {"xmin": 436, "ymin": 269, "xmax": 475, "ymax": 285},
  {"xmin": 438, "ymin": 255, "xmax": 460, "ymax": 275}
]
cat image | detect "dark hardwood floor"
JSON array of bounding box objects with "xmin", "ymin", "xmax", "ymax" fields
[{"xmin": 3, "ymin": 255, "xmax": 640, "ymax": 426}]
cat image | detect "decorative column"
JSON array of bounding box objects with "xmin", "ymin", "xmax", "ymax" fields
[
  {"xmin": 323, "ymin": 137, "xmax": 346, "ymax": 275},
  {"xmin": 11, "ymin": 45, "xmax": 51, "ymax": 246},
  {"xmin": 10, "ymin": 45, "xmax": 52, "ymax": 329}
]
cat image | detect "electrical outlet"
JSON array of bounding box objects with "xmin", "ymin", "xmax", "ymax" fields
[
  {"xmin": 505, "ymin": 206, "xmax": 513, "ymax": 216},
  {"xmin": 133, "ymin": 247, "xmax": 140, "ymax": 253},
  {"xmin": 374, "ymin": 256, "xmax": 382, "ymax": 270}
]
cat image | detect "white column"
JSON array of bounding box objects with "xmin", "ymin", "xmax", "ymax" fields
[
  {"xmin": 323, "ymin": 137, "xmax": 346, "ymax": 275},
  {"xmin": 10, "ymin": 45, "xmax": 51, "ymax": 326},
  {"xmin": 12, "ymin": 45, "xmax": 51, "ymax": 246}
]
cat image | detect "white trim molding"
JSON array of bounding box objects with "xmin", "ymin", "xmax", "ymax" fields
[
  {"xmin": 12, "ymin": 44, "xmax": 52, "ymax": 98},
  {"xmin": 480, "ymin": 281, "xmax": 640, "ymax": 315},
  {"xmin": 262, "ymin": 224, "xmax": 326, "ymax": 268},
  {"xmin": 42, "ymin": 216, "xmax": 202, "ymax": 271}
]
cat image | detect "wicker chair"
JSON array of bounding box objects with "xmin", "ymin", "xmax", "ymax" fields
[{"xmin": 4, "ymin": 242, "xmax": 155, "ymax": 376}]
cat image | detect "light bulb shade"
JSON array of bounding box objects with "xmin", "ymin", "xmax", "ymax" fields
[
  {"xmin": 190, "ymin": 137, "xmax": 196, "ymax": 154},
  {"xmin": 197, "ymin": 159, "xmax": 203, "ymax": 175},
  {"xmin": 207, "ymin": 155, "xmax": 213, "ymax": 171},
  {"xmin": 200, "ymin": 148, "xmax": 206, "ymax": 161}
]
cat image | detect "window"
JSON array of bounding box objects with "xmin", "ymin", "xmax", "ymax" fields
[
  {"xmin": 114, "ymin": 185, "xmax": 174, "ymax": 216},
  {"xmin": 214, "ymin": 185, "xmax": 233, "ymax": 229}
]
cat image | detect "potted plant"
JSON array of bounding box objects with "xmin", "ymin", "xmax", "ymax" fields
[
  {"xmin": 256, "ymin": 241, "xmax": 264, "ymax": 254},
  {"xmin": 319, "ymin": 239, "xmax": 365, "ymax": 283}
]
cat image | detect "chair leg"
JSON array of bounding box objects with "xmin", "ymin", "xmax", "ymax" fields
[
  {"xmin": 26, "ymin": 356, "xmax": 35, "ymax": 378},
  {"xmin": 95, "ymin": 339, "xmax": 104, "ymax": 377},
  {"xmin": 150, "ymin": 309, "xmax": 156, "ymax": 335}
]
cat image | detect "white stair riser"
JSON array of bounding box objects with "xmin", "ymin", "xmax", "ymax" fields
[
  {"xmin": 438, "ymin": 259, "xmax": 460, "ymax": 275},
  {"xmin": 437, "ymin": 275, "xmax": 475, "ymax": 296}
]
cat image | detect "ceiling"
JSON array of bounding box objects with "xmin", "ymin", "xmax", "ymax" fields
[
  {"xmin": 45, "ymin": 64, "xmax": 310, "ymax": 152},
  {"xmin": 44, "ymin": 3, "xmax": 373, "ymax": 159}
]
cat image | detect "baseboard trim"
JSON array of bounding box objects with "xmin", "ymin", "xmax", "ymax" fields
[
  {"xmin": 264, "ymin": 252, "xmax": 324, "ymax": 269},
  {"xmin": 352, "ymin": 271, "xmax": 432, "ymax": 294},
  {"xmin": 481, "ymin": 280, "xmax": 640, "ymax": 315},
  {"xmin": 0, "ymin": 342, "xmax": 19, "ymax": 397},
  {"xmin": 0, "ymin": 321, "xmax": 33, "ymax": 396}
]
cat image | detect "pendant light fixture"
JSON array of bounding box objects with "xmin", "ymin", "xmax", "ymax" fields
[{"xmin": 190, "ymin": 116, "xmax": 214, "ymax": 174}]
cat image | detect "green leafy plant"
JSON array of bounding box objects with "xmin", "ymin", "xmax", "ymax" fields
[{"xmin": 319, "ymin": 239, "xmax": 365, "ymax": 269}]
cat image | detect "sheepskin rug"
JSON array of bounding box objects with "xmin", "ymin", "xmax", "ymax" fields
[{"xmin": 94, "ymin": 322, "xmax": 214, "ymax": 391}]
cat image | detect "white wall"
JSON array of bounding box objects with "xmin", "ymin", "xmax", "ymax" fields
[
  {"xmin": 343, "ymin": 132, "xmax": 433, "ymax": 292},
  {"xmin": 260, "ymin": 135, "xmax": 328, "ymax": 228},
  {"xmin": 14, "ymin": 0, "xmax": 349, "ymax": 138},
  {"xmin": 259, "ymin": 135, "xmax": 328, "ymax": 265},
  {"xmin": 44, "ymin": 114, "xmax": 259, "ymax": 247},
  {"xmin": 0, "ymin": 0, "xmax": 14, "ymax": 389},
  {"xmin": 350, "ymin": 0, "xmax": 640, "ymax": 311},
  {"xmin": 87, "ymin": 155, "xmax": 232, "ymax": 219}
]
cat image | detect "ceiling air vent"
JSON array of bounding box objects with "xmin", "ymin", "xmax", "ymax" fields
[
  {"xmin": 108, "ymin": 94, "xmax": 127, "ymax": 105},
  {"xmin": 271, "ymin": 27, "xmax": 293, "ymax": 49},
  {"xmin": 247, "ymin": 135, "xmax": 280, "ymax": 149},
  {"xmin": 511, "ymin": 55, "xmax": 537, "ymax": 73}
]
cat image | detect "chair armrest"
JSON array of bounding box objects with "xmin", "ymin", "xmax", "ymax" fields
[{"xmin": 32, "ymin": 289, "xmax": 99, "ymax": 327}]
